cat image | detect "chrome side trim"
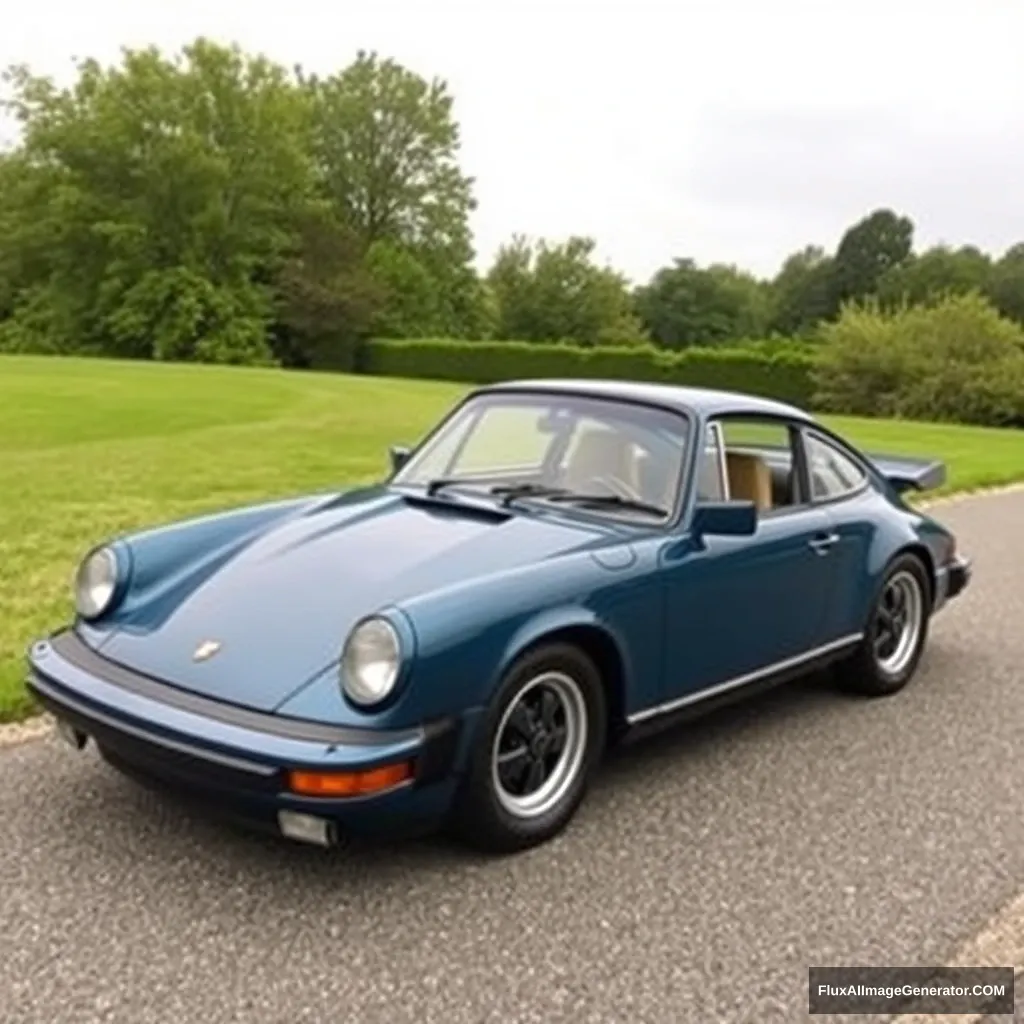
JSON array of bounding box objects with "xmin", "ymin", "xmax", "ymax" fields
[{"xmin": 627, "ymin": 632, "xmax": 864, "ymax": 725}]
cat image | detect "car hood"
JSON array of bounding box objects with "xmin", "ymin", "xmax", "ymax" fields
[{"xmin": 96, "ymin": 489, "xmax": 612, "ymax": 714}]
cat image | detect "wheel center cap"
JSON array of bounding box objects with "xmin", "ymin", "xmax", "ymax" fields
[{"xmin": 531, "ymin": 731, "xmax": 548, "ymax": 757}]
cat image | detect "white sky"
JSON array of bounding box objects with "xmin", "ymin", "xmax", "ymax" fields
[{"xmin": 3, "ymin": 0, "xmax": 1024, "ymax": 282}]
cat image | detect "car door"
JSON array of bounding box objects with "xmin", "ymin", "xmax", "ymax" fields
[
  {"xmin": 800, "ymin": 427, "xmax": 877, "ymax": 641},
  {"xmin": 656, "ymin": 417, "xmax": 841, "ymax": 705}
]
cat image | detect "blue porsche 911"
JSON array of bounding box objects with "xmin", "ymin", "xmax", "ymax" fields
[{"xmin": 27, "ymin": 379, "xmax": 972, "ymax": 853}]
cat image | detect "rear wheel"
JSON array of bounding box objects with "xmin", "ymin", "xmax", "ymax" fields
[
  {"xmin": 450, "ymin": 642, "xmax": 606, "ymax": 854},
  {"xmin": 836, "ymin": 552, "xmax": 931, "ymax": 696}
]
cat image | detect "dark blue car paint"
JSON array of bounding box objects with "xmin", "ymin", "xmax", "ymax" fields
[
  {"xmin": 91, "ymin": 491, "xmax": 622, "ymax": 722},
  {"xmin": 26, "ymin": 380, "xmax": 970, "ymax": 842},
  {"xmin": 660, "ymin": 506, "xmax": 840, "ymax": 695}
]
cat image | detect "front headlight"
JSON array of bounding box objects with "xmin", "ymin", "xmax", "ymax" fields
[
  {"xmin": 74, "ymin": 546, "xmax": 119, "ymax": 620},
  {"xmin": 341, "ymin": 617, "xmax": 402, "ymax": 707}
]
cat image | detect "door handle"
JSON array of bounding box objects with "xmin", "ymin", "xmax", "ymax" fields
[{"xmin": 808, "ymin": 532, "xmax": 840, "ymax": 555}]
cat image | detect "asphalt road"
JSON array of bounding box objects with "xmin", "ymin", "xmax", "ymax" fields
[{"xmin": 2, "ymin": 489, "xmax": 1023, "ymax": 1024}]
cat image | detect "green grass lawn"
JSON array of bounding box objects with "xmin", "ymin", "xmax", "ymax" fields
[{"xmin": 2, "ymin": 353, "xmax": 1023, "ymax": 722}]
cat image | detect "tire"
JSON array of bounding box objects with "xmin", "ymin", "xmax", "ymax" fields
[
  {"xmin": 449, "ymin": 641, "xmax": 607, "ymax": 854},
  {"xmin": 836, "ymin": 552, "xmax": 931, "ymax": 697}
]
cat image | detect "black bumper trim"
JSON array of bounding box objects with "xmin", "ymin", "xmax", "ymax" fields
[
  {"xmin": 29, "ymin": 671, "xmax": 281, "ymax": 793},
  {"xmin": 41, "ymin": 628, "xmax": 422, "ymax": 747},
  {"xmin": 416, "ymin": 716, "xmax": 462, "ymax": 786},
  {"xmin": 947, "ymin": 556, "xmax": 972, "ymax": 600},
  {"xmin": 29, "ymin": 634, "xmax": 464, "ymax": 795},
  {"xmin": 30, "ymin": 668, "xmax": 463, "ymax": 795}
]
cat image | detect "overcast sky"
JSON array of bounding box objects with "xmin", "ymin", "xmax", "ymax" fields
[{"xmin": 3, "ymin": 0, "xmax": 1023, "ymax": 282}]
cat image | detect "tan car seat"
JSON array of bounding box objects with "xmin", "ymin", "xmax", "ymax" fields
[
  {"xmin": 562, "ymin": 429, "xmax": 640, "ymax": 495},
  {"xmin": 725, "ymin": 451, "xmax": 772, "ymax": 512}
]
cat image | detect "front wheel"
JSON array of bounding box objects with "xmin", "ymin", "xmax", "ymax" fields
[
  {"xmin": 450, "ymin": 642, "xmax": 606, "ymax": 854},
  {"xmin": 836, "ymin": 553, "xmax": 931, "ymax": 697}
]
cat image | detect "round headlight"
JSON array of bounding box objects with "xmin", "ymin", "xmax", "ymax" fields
[
  {"xmin": 341, "ymin": 617, "xmax": 402, "ymax": 707},
  {"xmin": 74, "ymin": 546, "xmax": 118, "ymax": 620}
]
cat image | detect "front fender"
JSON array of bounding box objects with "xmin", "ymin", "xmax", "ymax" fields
[
  {"xmin": 495, "ymin": 604, "xmax": 633, "ymax": 693},
  {"xmin": 389, "ymin": 544, "xmax": 663, "ymax": 726}
]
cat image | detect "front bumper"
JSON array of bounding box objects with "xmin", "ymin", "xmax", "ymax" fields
[{"xmin": 26, "ymin": 629, "xmax": 468, "ymax": 844}]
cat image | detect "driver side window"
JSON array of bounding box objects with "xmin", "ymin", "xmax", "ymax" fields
[{"xmin": 703, "ymin": 416, "xmax": 805, "ymax": 515}]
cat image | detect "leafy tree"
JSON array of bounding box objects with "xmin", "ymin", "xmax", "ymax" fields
[
  {"xmin": 986, "ymin": 243, "xmax": 1024, "ymax": 325},
  {"xmin": 487, "ymin": 235, "xmax": 648, "ymax": 346},
  {"xmin": 814, "ymin": 292, "xmax": 1024, "ymax": 426},
  {"xmin": 0, "ymin": 39, "xmax": 314, "ymax": 362},
  {"xmin": 829, "ymin": 208, "xmax": 914, "ymax": 307},
  {"xmin": 634, "ymin": 258, "xmax": 770, "ymax": 347},
  {"xmin": 272, "ymin": 209, "xmax": 383, "ymax": 369},
  {"xmin": 304, "ymin": 51, "xmax": 480, "ymax": 338},
  {"xmin": 0, "ymin": 153, "xmax": 32, "ymax": 320},
  {"xmin": 364, "ymin": 240, "xmax": 444, "ymax": 339},
  {"xmin": 877, "ymin": 245, "xmax": 992, "ymax": 308},
  {"xmin": 767, "ymin": 246, "xmax": 837, "ymax": 334}
]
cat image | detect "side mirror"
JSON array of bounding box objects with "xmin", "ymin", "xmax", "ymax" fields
[
  {"xmin": 389, "ymin": 445, "xmax": 411, "ymax": 475},
  {"xmin": 691, "ymin": 500, "xmax": 757, "ymax": 537}
]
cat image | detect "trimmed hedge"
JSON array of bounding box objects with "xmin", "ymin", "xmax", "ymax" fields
[{"xmin": 362, "ymin": 338, "xmax": 816, "ymax": 406}]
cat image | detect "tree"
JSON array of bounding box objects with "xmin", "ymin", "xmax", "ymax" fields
[
  {"xmin": 0, "ymin": 39, "xmax": 315, "ymax": 362},
  {"xmin": 304, "ymin": 52, "xmax": 481, "ymax": 337},
  {"xmin": 0, "ymin": 152, "xmax": 36, "ymax": 323},
  {"xmin": 634, "ymin": 258, "xmax": 770, "ymax": 348},
  {"xmin": 272, "ymin": 209, "xmax": 383, "ymax": 369},
  {"xmin": 829, "ymin": 208, "xmax": 914, "ymax": 307},
  {"xmin": 986, "ymin": 243, "xmax": 1024, "ymax": 325},
  {"xmin": 877, "ymin": 245, "xmax": 992, "ymax": 308},
  {"xmin": 363, "ymin": 241, "xmax": 444, "ymax": 339},
  {"xmin": 487, "ymin": 235, "xmax": 649, "ymax": 346},
  {"xmin": 768, "ymin": 246, "xmax": 837, "ymax": 334},
  {"xmin": 814, "ymin": 292, "xmax": 1024, "ymax": 427}
]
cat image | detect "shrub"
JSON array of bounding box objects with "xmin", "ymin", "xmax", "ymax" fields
[
  {"xmin": 362, "ymin": 338, "xmax": 816, "ymax": 406},
  {"xmin": 814, "ymin": 292, "xmax": 1024, "ymax": 426}
]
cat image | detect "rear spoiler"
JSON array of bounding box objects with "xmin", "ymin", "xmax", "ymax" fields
[{"xmin": 866, "ymin": 452, "xmax": 947, "ymax": 494}]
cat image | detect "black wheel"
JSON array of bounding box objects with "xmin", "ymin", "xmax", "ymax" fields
[
  {"xmin": 449, "ymin": 642, "xmax": 607, "ymax": 854},
  {"xmin": 836, "ymin": 552, "xmax": 931, "ymax": 697}
]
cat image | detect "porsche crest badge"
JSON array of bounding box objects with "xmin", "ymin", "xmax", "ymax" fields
[{"xmin": 192, "ymin": 639, "xmax": 222, "ymax": 662}]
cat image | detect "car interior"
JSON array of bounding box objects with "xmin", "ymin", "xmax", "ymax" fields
[
  {"xmin": 723, "ymin": 449, "xmax": 798, "ymax": 511},
  {"xmin": 553, "ymin": 416, "xmax": 814, "ymax": 518},
  {"xmin": 548, "ymin": 410, "xmax": 863, "ymax": 520},
  {"xmin": 559, "ymin": 429, "xmax": 642, "ymax": 496}
]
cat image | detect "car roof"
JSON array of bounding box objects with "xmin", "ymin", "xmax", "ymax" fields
[{"xmin": 478, "ymin": 378, "xmax": 814, "ymax": 422}]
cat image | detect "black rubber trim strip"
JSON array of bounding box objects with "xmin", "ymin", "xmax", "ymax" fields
[
  {"xmin": 415, "ymin": 716, "xmax": 462, "ymax": 786},
  {"xmin": 946, "ymin": 556, "xmax": 972, "ymax": 599},
  {"xmin": 28, "ymin": 671, "xmax": 277, "ymax": 782},
  {"xmin": 31, "ymin": 665, "xmax": 463, "ymax": 798},
  {"xmin": 40, "ymin": 628, "xmax": 425, "ymax": 747}
]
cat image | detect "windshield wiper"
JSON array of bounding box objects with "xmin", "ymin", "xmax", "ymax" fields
[
  {"xmin": 424, "ymin": 477, "xmax": 474, "ymax": 496},
  {"xmin": 543, "ymin": 492, "xmax": 670, "ymax": 518},
  {"xmin": 424, "ymin": 479, "xmax": 567, "ymax": 503},
  {"xmin": 489, "ymin": 482, "xmax": 569, "ymax": 506},
  {"xmin": 423, "ymin": 480, "xmax": 667, "ymax": 518}
]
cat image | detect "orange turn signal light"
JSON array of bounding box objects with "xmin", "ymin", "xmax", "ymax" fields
[{"xmin": 286, "ymin": 760, "xmax": 414, "ymax": 798}]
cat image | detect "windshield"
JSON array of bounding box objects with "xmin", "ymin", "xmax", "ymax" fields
[{"xmin": 392, "ymin": 391, "xmax": 692, "ymax": 520}]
